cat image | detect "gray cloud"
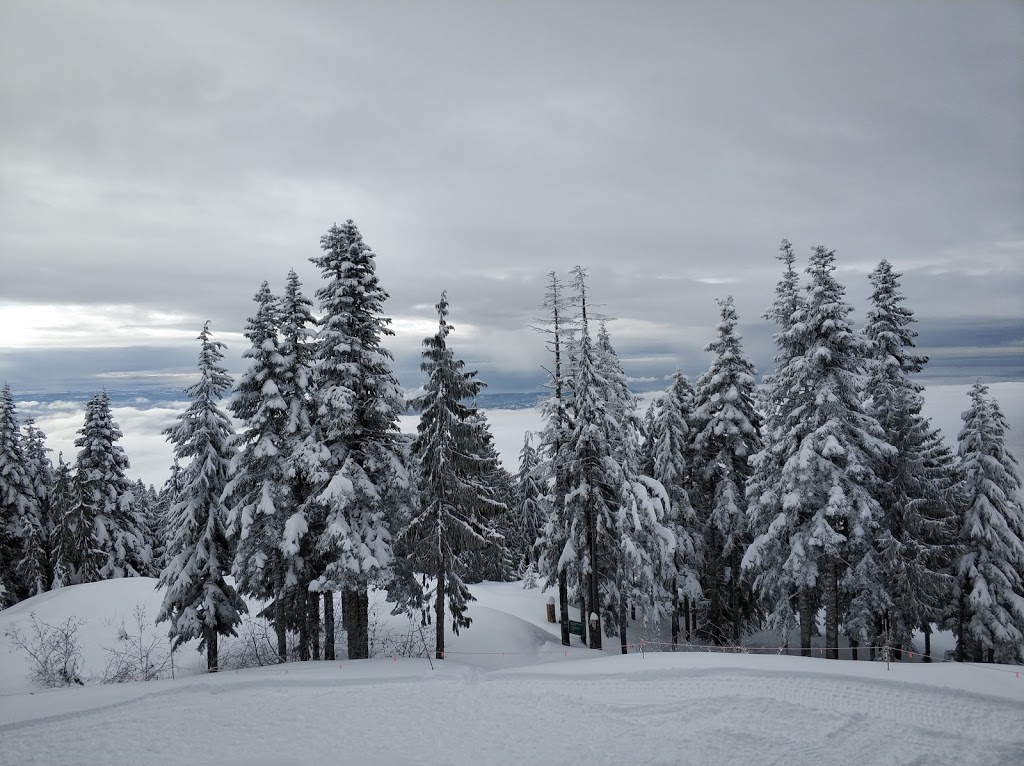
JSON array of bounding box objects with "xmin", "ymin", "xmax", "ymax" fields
[{"xmin": 1, "ymin": 0, "xmax": 1021, "ymax": 394}]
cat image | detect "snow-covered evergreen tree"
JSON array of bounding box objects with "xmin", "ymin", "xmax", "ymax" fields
[
  {"xmin": 462, "ymin": 407, "xmax": 515, "ymax": 583},
  {"xmin": 310, "ymin": 221, "xmax": 407, "ymax": 661},
  {"xmin": 744, "ymin": 239, "xmax": 817, "ymax": 652},
  {"xmin": 158, "ymin": 322, "xmax": 246, "ymax": 672},
  {"xmin": 562, "ymin": 272, "xmax": 615, "ymax": 650},
  {"xmin": 226, "ymin": 281, "xmax": 292, "ymax": 663},
  {"xmin": 277, "ymin": 269, "xmax": 329, "ymax": 661},
  {"xmin": 132, "ymin": 480, "xmax": 163, "ymax": 578},
  {"xmin": 861, "ymin": 260, "xmax": 960, "ymax": 655},
  {"xmin": 152, "ymin": 460, "xmax": 183, "ymax": 575},
  {"xmin": 591, "ymin": 319, "xmax": 674, "ymax": 652},
  {"xmin": 744, "ymin": 246, "xmax": 892, "ymax": 659},
  {"xmin": 692, "ymin": 296, "xmax": 761, "ymax": 645},
  {"xmin": 72, "ymin": 390, "xmax": 147, "ymax": 581},
  {"xmin": 398, "ymin": 293, "xmax": 504, "ymax": 660},
  {"xmin": 20, "ymin": 420, "xmax": 54, "ymax": 595},
  {"xmin": 533, "ymin": 271, "xmax": 577, "ymax": 646},
  {"xmin": 644, "ymin": 372, "xmax": 702, "ymax": 647},
  {"xmin": 953, "ymin": 382, "xmax": 1024, "ymax": 663},
  {"xmin": 511, "ymin": 431, "xmax": 546, "ymax": 569},
  {"xmin": 0, "ymin": 385, "xmax": 34, "ymax": 606},
  {"xmin": 49, "ymin": 454, "xmax": 75, "ymax": 588}
]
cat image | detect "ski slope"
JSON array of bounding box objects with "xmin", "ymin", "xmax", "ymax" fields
[{"xmin": 2, "ymin": 580, "xmax": 1023, "ymax": 766}]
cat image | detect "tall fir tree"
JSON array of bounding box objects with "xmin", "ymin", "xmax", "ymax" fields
[
  {"xmin": 692, "ymin": 297, "xmax": 762, "ymax": 645},
  {"xmin": 860, "ymin": 260, "xmax": 960, "ymax": 655},
  {"xmin": 273, "ymin": 269, "xmax": 329, "ymax": 661},
  {"xmin": 158, "ymin": 322, "xmax": 246, "ymax": 672},
  {"xmin": 461, "ymin": 407, "xmax": 515, "ymax": 583},
  {"xmin": 311, "ymin": 221, "xmax": 407, "ymax": 661},
  {"xmin": 20, "ymin": 420, "xmax": 54, "ymax": 595},
  {"xmin": 533, "ymin": 271, "xmax": 576, "ymax": 646},
  {"xmin": 643, "ymin": 371, "xmax": 702, "ymax": 647},
  {"xmin": 153, "ymin": 460, "xmax": 184, "ymax": 575},
  {"xmin": 591, "ymin": 320, "xmax": 674, "ymax": 652},
  {"xmin": 0, "ymin": 385, "xmax": 35, "ymax": 606},
  {"xmin": 49, "ymin": 454, "xmax": 76, "ymax": 588},
  {"xmin": 953, "ymin": 382, "xmax": 1024, "ymax": 663},
  {"xmin": 744, "ymin": 246, "xmax": 892, "ymax": 659},
  {"xmin": 511, "ymin": 431, "xmax": 546, "ymax": 570},
  {"xmin": 72, "ymin": 390, "xmax": 147, "ymax": 581},
  {"xmin": 745, "ymin": 239, "xmax": 817, "ymax": 653},
  {"xmin": 226, "ymin": 281, "xmax": 292, "ymax": 663},
  {"xmin": 563, "ymin": 269, "xmax": 614, "ymax": 649},
  {"xmin": 398, "ymin": 293, "xmax": 504, "ymax": 660}
]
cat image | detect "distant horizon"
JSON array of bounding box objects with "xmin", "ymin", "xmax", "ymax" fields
[{"xmin": 10, "ymin": 380, "xmax": 1023, "ymax": 492}]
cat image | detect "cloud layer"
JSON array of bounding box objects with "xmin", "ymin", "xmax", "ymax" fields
[{"xmin": 2, "ymin": 1, "xmax": 1021, "ymax": 393}]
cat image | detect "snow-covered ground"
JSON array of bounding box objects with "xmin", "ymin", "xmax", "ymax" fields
[{"xmin": 2, "ymin": 579, "xmax": 1022, "ymax": 765}]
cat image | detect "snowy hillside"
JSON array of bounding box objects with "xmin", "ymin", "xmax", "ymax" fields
[{"xmin": 2, "ymin": 579, "xmax": 1022, "ymax": 766}]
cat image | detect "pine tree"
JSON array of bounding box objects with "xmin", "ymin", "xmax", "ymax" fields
[
  {"xmin": 72, "ymin": 391, "xmax": 146, "ymax": 581},
  {"xmin": 533, "ymin": 271, "xmax": 576, "ymax": 647},
  {"xmin": 644, "ymin": 372, "xmax": 702, "ymax": 647},
  {"xmin": 49, "ymin": 454, "xmax": 75, "ymax": 588},
  {"xmin": 591, "ymin": 320, "xmax": 674, "ymax": 653},
  {"xmin": 860, "ymin": 260, "xmax": 960, "ymax": 655},
  {"xmin": 399, "ymin": 293, "xmax": 504, "ymax": 660},
  {"xmin": 278, "ymin": 269, "xmax": 329, "ymax": 662},
  {"xmin": 0, "ymin": 385, "xmax": 35, "ymax": 606},
  {"xmin": 511, "ymin": 431, "xmax": 546, "ymax": 570},
  {"xmin": 20, "ymin": 420, "xmax": 54, "ymax": 595},
  {"xmin": 311, "ymin": 221, "xmax": 408, "ymax": 661},
  {"xmin": 954, "ymin": 382, "xmax": 1024, "ymax": 663},
  {"xmin": 461, "ymin": 408, "xmax": 515, "ymax": 583},
  {"xmin": 152, "ymin": 460, "xmax": 183, "ymax": 575},
  {"xmin": 745, "ymin": 239, "xmax": 817, "ymax": 653},
  {"xmin": 744, "ymin": 246, "xmax": 892, "ymax": 659},
  {"xmin": 692, "ymin": 296, "xmax": 761, "ymax": 645},
  {"xmin": 226, "ymin": 281, "xmax": 292, "ymax": 663},
  {"xmin": 158, "ymin": 322, "xmax": 247, "ymax": 672},
  {"xmin": 563, "ymin": 270, "xmax": 615, "ymax": 650}
]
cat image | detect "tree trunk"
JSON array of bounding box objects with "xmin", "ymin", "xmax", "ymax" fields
[
  {"xmin": 324, "ymin": 592, "xmax": 336, "ymax": 661},
  {"xmin": 357, "ymin": 587, "xmax": 369, "ymax": 659},
  {"xmin": 206, "ymin": 627, "xmax": 218, "ymax": 673},
  {"xmin": 296, "ymin": 584, "xmax": 309, "ymax": 662},
  {"xmin": 558, "ymin": 570, "xmax": 570, "ymax": 646},
  {"xmin": 708, "ymin": 569, "xmax": 722, "ymax": 645},
  {"xmin": 586, "ymin": 504, "xmax": 601, "ymax": 650},
  {"xmin": 923, "ymin": 624, "xmax": 931, "ymax": 664},
  {"xmin": 824, "ymin": 557, "xmax": 839, "ymax": 660},
  {"xmin": 670, "ymin": 578, "xmax": 679, "ymax": 651},
  {"xmin": 578, "ymin": 571, "xmax": 589, "ymax": 647},
  {"xmin": 849, "ymin": 637, "xmax": 858, "ymax": 661},
  {"xmin": 344, "ymin": 585, "xmax": 370, "ymax": 660},
  {"xmin": 309, "ymin": 591, "xmax": 321, "ymax": 661},
  {"xmin": 618, "ymin": 589, "xmax": 628, "ymax": 655},
  {"xmin": 730, "ymin": 549, "xmax": 741, "ymax": 646},
  {"xmin": 799, "ymin": 589, "xmax": 813, "ymax": 657},
  {"xmin": 435, "ymin": 556, "xmax": 447, "ymax": 660},
  {"xmin": 274, "ymin": 565, "xmax": 288, "ymax": 664},
  {"xmin": 684, "ymin": 596, "xmax": 691, "ymax": 641},
  {"xmin": 956, "ymin": 596, "xmax": 966, "ymax": 662}
]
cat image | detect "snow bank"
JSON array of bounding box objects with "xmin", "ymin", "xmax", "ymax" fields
[{"xmin": 2, "ymin": 579, "xmax": 1023, "ymax": 766}]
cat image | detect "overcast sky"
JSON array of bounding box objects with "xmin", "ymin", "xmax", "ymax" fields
[{"xmin": 2, "ymin": 0, "xmax": 1022, "ymax": 398}]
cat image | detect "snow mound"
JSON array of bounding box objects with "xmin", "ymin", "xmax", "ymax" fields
[{"xmin": 2, "ymin": 579, "xmax": 1023, "ymax": 766}]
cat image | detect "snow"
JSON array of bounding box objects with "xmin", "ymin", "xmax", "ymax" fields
[{"xmin": 2, "ymin": 580, "xmax": 1023, "ymax": 765}]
